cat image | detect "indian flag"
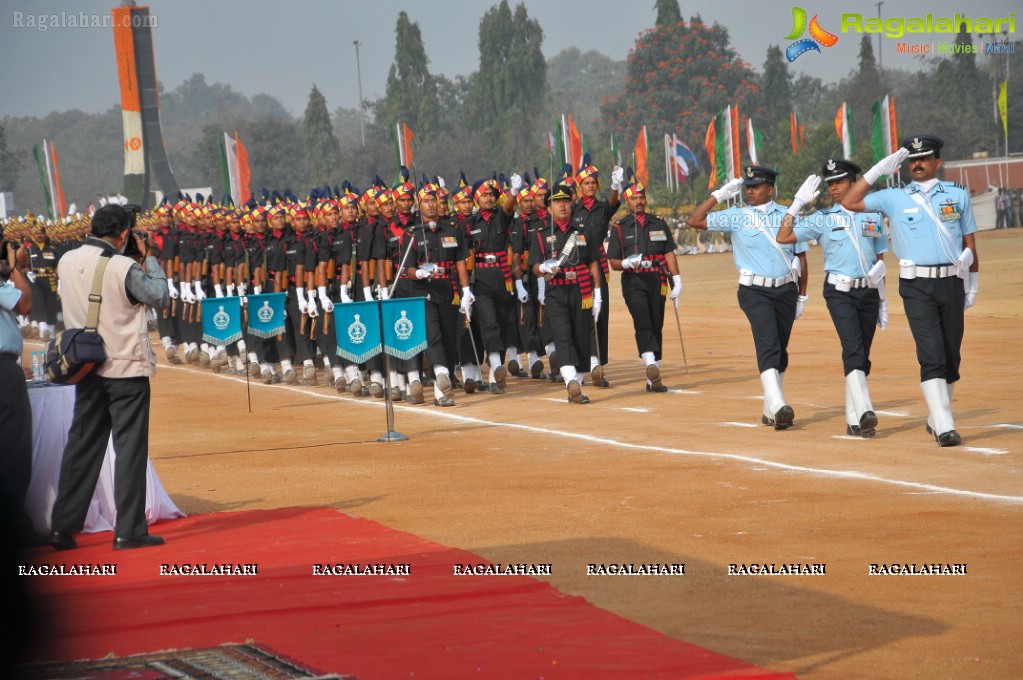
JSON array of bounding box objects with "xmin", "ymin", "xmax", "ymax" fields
[
  {"xmin": 746, "ymin": 118, "xmax": 763, "ymax": 166},
  {"xmin": 220, "ymin": 132, "xmax": 252, "ymax": 207},
  {"xmin": 705, "ymin": 106, "xmax": 740, "ymax": 188},
  {"xmin": 835, "ymin": 102, "xmax": 854, "ymax": 159},
  {"xmin": 392, "ymin": 122, "xmax": 415, "ymax": 174},
  {"xmin": 33, "ymin": 140, "xmax": 66, "ymax": 219}
]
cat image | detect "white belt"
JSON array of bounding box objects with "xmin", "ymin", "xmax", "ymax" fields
[
  {"xmin": 827, "ymin": 273, "xmax": 870, "ymax": 289},
  {"xmin": 912, "ymin": 265, "xmax": 956, "ymax": 279},
  {"xmin": 741, "ymin": 273, "xmax": 795, "ymax": 288}
]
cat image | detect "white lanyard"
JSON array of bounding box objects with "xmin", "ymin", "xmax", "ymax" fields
[
  {"xmin": 744, "ymin": 206, "xmax": 793, "ymax": 270},
  {"xmin": 835, "ymin": 209, "xmax": 871, "ymax": 277},
  {"xmin": 907, "ymin": 189, "xmax": 961, "ymax": 262}
]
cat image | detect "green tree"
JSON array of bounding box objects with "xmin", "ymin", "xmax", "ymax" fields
[
  {"xmin": 302, "ymin": 85, "xmax": 342, "ymax": 186},
  {"xmin": 654, "ymin": 0, "xmax": 681, "ymax": 27},
  {"xmin": 467, "ymin": 1, "xmax": 548, "ymax": 170},
  {"xmin": 601, "ymin": 13, "xmax": 760, "ymax": 198},
  {"xmin": 0, "ymin": 123, "xmax": 26, "ymax": 192},
  {"xmin": 378, "ymin": 12, "xmax": 440, "ymax": 141}
]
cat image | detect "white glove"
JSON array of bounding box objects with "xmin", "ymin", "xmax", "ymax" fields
[
  {"xmin": 711, "ymin": 178, "xmax": 744, "ymax": 204},
  {"xmin": 228, "ymin": 284, "xmax": 237, "ymax": 297},
  {"xmin": 415, "ymin": 267, "xmax": 432, "ymax": 279},
  {"xmin": 318, "ymin": 286, "xmax": 334, "ymax": 313},
  {"xmin": 459, "ymin": 286, "xmax": 475, "ymax": 315},
  {"xmin": 515, "ymin": 279, "xmax": 529, "ymax": 303},
  {"xmin": 180, "ymin": 286, "xmax": 195, "ymax": 304},
  {"xmin": 669, "ymin": 274, "xmax": 682, "ymax": 309},
  {"xmin": 237, "ymin": 283, "xmax": 247, "ymax": 297},
  {"xmin": 537, "ymin": 277, "xmax": 546, "ymax": 305},
  {"xmin": 362, "ymin": 286, "xmax": 373, "ymax": 302},
  {"xmin": 592, "ymin": 289, "xmax": 602, "ymax": 320},
  {"xmin": 168, "ymin": 279, "xmax": 179, "ymax": 300},
  {"xmin": 864, "ymin": 148, "xmax": 910, "ymax": 184},
  {"xmin": 964, "ymin": 271, "xmax": 979, "ymax": 309},
  {"xmin": 214, "ymin": 284, "xmax": 225, "ymax": 298},
  {"xmin": 611, "ymin": 166, "xmax": 625, "ymax": 192},
  {"xmin": 795, "ymin": 294, "xmax": 808, "ymax": 320},
  {"xmin": 620, "ymin": 256, "xmax": 634, "ymax": 270},
  {"xmin": 538, "ymin": 261, "xmax": 559, "ymax": 275},
  {"xmin": 253, "ymin": 285, "xmax": 262, "ymax": 295},
  {"xmin": 339, "ymin": 285, "xmax": 352, "ymax": 304},
  {"xmin": 878, "ymin": 299, "xmax": 889, "ymax": 330},
  {"xmin": 306, "ymin": 290, "xmax": 319, "ymax": 318},
  {"xmin": 510, "ymin": 173, "xmax": 523, "ymax": 194},
  {"xmin": 240, "ymin": 295, "xmax": 248, "ymax": 308},
  {"xmin": 378, "ymin": 286, "xmax": 390, "ymax": 301},
  {"xmin": 788, "ymin": 175, "xmax": 822, "ymax": 216},
  {"xmin": 26, "ymin": 271, "xmax": 37, "ymax": 283},
  {"xmin": 194, "ymin": 281, "xmax": 206, "ymax": 300},
  {"xmin": 297, "ymin": 287, "xmax": 308, "ymax": 314}
]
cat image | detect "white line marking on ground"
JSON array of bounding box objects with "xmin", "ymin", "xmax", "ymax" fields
[
  {"xmin": 721, "ymin": 421, "xmax": 759, "ymax": 428},
  {"xmin": 832, "ymin": 435, "xmax": 868, "ymax": 441},
  {"xmin": 666, "ymin": 389, "xmax": 701, "ymax": 395},
  {"xmin": 963, "ymin": 447, "xmax": 1009, "ymax": 456},
  {"xmin": 620, "ymin": 407, "xmax": 652, "ymax": 413},
  {"xmin": 163, "ymin": 365, "xmax": 1023, "ymax": 506},
  {"xmin": 994, "ymin": 423, "xmax": 1023, "ymax": 430},
  {"xmin": 875, "ymin": 410, "xmax": 911, "ymax": 418}
]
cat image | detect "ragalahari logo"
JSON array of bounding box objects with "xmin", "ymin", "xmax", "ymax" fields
[{"xmin": 784, "ymin": 7, "xmax": 839, "ymax": 62}]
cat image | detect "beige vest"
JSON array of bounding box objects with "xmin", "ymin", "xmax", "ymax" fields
[{"xmin": 58, "ymin": 243, "xmax": 157, "ymax": 378}]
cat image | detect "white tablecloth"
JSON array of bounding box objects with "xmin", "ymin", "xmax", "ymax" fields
[{"xmin": 25, "ymin": 382, "xmax": 184, "ymax": 534}]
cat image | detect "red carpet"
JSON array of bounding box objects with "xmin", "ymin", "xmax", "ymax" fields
[{"xmin": 23, "ymin": 508, "xmax": 794, "ymax": 679}]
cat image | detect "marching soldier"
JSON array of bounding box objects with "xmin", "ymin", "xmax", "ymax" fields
[
  {"xmin": 573, "ymin": 155, "xmax": 623, "ymax": 387},
  {"xmin": 606, "ymin": 172, "xmax": 682, "ymax": 392},
  {"xmin": 687, "ymin": 166, "xmax": 809, "ymax": 429},
  {"xmin": 153, "ymin": 203, "xmax": 182, "ymax": 364},
  {"xmin": 466, "ymin": 174, "xmax": 522, "ymax": 393},
  {"xmin": 266, "ymin": 203, "xmax": 298, "ymax": 383},
  {"xmin": 406, "ymin": 181, "xmax": 471, "ymax": 406},
  {"xmin": 452, "ymin": 176, "xmax": 485, "ymax": 393},
  {"xmin": 842, "ymin": 135, "xmax": 979, "ymax": 447},
  {"xmin": 778, "ymin": 160, "xmax": 888, "ymax": 437},
  {"xmin": 510, "ymin": 173, "xmax": 546, "ymax": 379},
  {"xmin": 530, "ymin": 181, "xmax": 602, "ymax": 404},
  {"xmin": 24, "ymin": 221, "xmax": 61, "ymax": 341}
]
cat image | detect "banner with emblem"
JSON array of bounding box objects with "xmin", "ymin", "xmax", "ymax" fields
[
  {"xmin": 201, "ymin": 296, "xmax": 243, "ymax": 346},
  {"xmin": 334, "ymin": 300, "xmax": 383, "ymax": 363},
  {"xmin": 246, "ymin": 292, "xmax": 286, "ymax": 339},
  {"xmin": 380, "ymin": 297, "xmax": 427, "ymax": 360}
]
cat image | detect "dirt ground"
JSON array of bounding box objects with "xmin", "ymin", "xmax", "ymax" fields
[{"xmin": 34, "ymin": 228, "xmax": 1021, "ymax": 679}]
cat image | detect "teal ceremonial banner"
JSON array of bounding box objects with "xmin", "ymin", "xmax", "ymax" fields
[
  {"xmin": 201, "ymin": 296, "xmax": 243, "ymax": 345},
  {"xmin": 381, "ymin": 297, "xmax": 427, "ymax": 360},
  {"xmin": 334, "ymin": 300, "xmax": 383, "ymax": 363},
  {"xmin": 246, "ymin": 292, "xmax": 287, "ymax": 339}
]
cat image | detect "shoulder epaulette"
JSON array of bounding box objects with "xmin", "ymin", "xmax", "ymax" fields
[{"xmin": 950, "ymin": 181, "xmax": 967, "ymax": 191}]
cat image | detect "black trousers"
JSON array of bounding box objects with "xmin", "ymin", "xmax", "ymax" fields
[
  {"xmin": 473, "ymin": 282, "xmax": 515, "ymax": 355},
  {"xmin": 591, "ymin": 268, "xmax": 610, "ymax": 364},
  {"xmin": 284, "ymin": 288, "xmax": 313, "ymax": 362},
  {"xmin": 823, "ymin": 282, "xmax": 880, "ymax": 376},
  {"xmin": 156, "ymin": 302, "xmax": 179, "ymax": 342},
  {"xmin": 545, "ymin": 284, "xmax": 591, "ymax": 374},
  {"xmin": 621, "ymin": 272, "xmax": 666, "ymax": 359},
  {"xmin": 899, "ymin": 276, "xmax": 965, "ymax": 382},
  {"xmin": 518, "ymin": 274, "xmax": 545, "ymax": 355},
  {"xmin": 50, "ymin": 373, "xmax": 152, "ymax": 540},
  {"xmin": 29, "ymin": 277, "xmax": 59, "ymax": 325},
  {"xmin": 0, "ymin": 359, "xmax": 35, "ymax": 538},
  {"xmin": 737, "ymin": 283, "xmax": 797, "ymax": 374}
]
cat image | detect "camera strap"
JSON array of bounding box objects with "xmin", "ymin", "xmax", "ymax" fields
[{"xmin": 84, "ymin": 252, "xmax": 113, "ymax": 333}]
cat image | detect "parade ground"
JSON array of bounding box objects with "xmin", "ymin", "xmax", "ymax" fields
[{"xmin": 26, "ymin": 228, "xmax": 1023, "ymax": 679}]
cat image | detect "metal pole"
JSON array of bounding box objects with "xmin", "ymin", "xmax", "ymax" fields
[
  {"xmin": 353, "ymin": 40, "xmax": 366, "ymax": 147},
  {"xmin": 875, "ymin": 2, "xmax": 883, "ymax": 69}
]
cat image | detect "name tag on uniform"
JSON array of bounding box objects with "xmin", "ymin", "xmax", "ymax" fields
[
  {"xmin": 545, "ymin": 235, "xmax": 557, "ymax": 243},
  {"xmin": 441, "ymin": 237, "xmax": 457, "ymax": 248},
  {"xmin": 469, "ymin": 229, "xmax": 482, "ymax": 235},
  {"xmin": 388, "ymin": 236, "xmax": 398, "ymax": 243},
  {"xmin": 648, "ymin": 230, "xmax": 667, "ymax": 242},
  {"xmin": 43, "ymin": 253, "xmax": 56, "ymax": 260},
  {"xmin": 903, "ymin": 208, "xmax": 919, "ymax": 214},
  {"xmin": 625, "ymin": 234, "xmax": 635, "ymax": 240}
]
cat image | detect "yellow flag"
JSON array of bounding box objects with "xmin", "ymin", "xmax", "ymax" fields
[{"xmin": 998, "ymin": 80, "xmax": 1008, "ymax": 139}]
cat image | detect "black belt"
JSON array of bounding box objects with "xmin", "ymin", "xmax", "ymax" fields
[{"xmin": 0, "ymin": 352, "xmax": 20, "ymax": 362}]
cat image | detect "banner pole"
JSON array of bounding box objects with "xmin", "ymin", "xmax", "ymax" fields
[{"xmin": 376, "ymin": 297, "xmax": 407, "ymax": 442}]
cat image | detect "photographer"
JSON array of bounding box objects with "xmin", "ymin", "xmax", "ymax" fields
[
  {"xmin": 1, "ymin": 239, "xmax": 41, "ymax": 547},
  {"xmin": 49, "ymin": 204, "xmax": 170, "ymax": 551}
]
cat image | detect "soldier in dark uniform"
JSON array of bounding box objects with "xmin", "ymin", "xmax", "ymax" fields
[
  {"xmin": 572, "ymin": 156, "xmax": 624, "ymax": 387},
  {"xmin": 452, "ymin": 177, "xmax": 485, "ymax": 393},
  {"xmin": 24, "ymin": 222, "xmax": 60, "ymax": 341},
  {"xmin": 152, "ymin": 204, "xmax": 182, "ymax": 364},
  {"xmin": 381, "ymin": 175, "xmax": 424, "ymax": 398},
  {"xmin": 406, "ymin": 181, "xmax": 471, "ymax": 406},
  {"xmin": 287, "ymin": 204, "xmax": 320, "ymax": 385},
  {"xmin": 607, "ymin": 172, "xmax": 682, "ymax": 393},
  {"xmin": 266, "ymin": 203, "xmax": 298, "ymax": 383},
  {"xmin": 466, "ymin": 174, "xmax": 522, "ymax": 393},
  {"xmin": 510, "ymin": 174, "xmax": 546, "ymax": 379},
  {"xmin": 530, "ymin": 182, "xmax": 602, "ymax": 404}
]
